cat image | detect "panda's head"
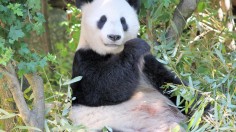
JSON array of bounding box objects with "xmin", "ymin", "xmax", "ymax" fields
[{"xmin": 76, "ymin": 0, "xmax": 140, "ymax": 55}]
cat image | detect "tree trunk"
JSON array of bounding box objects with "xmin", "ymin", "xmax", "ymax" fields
[
  {"xmin": 41, "ymin": 0, "xmax": 53, "ymax": 53},
  {"xmin": 166, "ymin": 0, "xmax": 199, "ymax": 43},
  {"xmin": 0, "ymin": 77, "xmax": 16, "ymax": 131},
  {"xmin": 0, "ymin": 64, "xmax": 45, "ymax": 132}
]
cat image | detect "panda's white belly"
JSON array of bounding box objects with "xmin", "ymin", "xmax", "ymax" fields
[{"xmin": 69, "ymin": 83, "xmax": 186, "ymax": 132}]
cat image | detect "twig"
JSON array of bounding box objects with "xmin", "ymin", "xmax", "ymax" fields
[{"xmin": 189, "ymin": 30, "xmax": 211, "ymax": 44}]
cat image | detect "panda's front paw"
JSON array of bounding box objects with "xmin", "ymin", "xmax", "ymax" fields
[{"xmin": 124, "ymin": 38, "xmax": 150, "ymax": 55}]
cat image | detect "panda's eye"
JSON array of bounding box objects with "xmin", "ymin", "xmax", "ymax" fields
[
  {"xmin": 100, "ymin": 15, "xmax": 107, "ymax": 22},
  {"xmin": 120, "ymin": 17, "xmax": 128, "ymax": 31},
  {"xmin": 97, "ymin": 15, "xmax": 107, "ymax": 29},
  {"xmin": 120, "ymin": 17, "xmax": 126, "ymax": 24}
]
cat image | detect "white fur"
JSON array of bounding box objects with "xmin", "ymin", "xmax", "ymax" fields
[
  {"xmin": 77, "ymin": 0, "xmax": 140, "ymax": 55},
  {"xmin": 70, "ymin": 83, "xmax": 186, "ymax": 132}
]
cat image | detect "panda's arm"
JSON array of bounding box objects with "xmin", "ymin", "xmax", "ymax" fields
[
  {"xmin": 143, "ymin": 54, "xmax": 187, "ymax": 103},
  {"xmin": 72, "ymin": 38, "xmax": 150, "ymax": 106}
]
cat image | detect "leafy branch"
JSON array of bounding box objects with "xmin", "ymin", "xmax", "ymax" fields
[{"xmin": 0, "ymin": 0, "xmax": 49, "ymax": 131}]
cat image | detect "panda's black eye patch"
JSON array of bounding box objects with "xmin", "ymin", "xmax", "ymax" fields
[
  {"xmin": 97, "ymin": 15, "xmax": 107, "ymax": 29},
  {"xmin": 120, "ymin": 17, "xmax": 128, "ymax": 31}
]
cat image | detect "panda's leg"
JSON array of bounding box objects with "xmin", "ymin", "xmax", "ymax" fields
[{"xmin": 143, "ymin": 54, "xmax": 187, "ymax": 105}]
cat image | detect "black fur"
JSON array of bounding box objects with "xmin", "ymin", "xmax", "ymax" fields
[
  {"xmin": 75, "ymin": 0, "xmax": 93, "ymax": 8},
  {"xmin": 126, "ymin": 0, "xmax": 140, "ymax": 11},
  {"xmin": 120, "ymin": 17, "xmax": 128, "ymax": 31},
  {"xmin": 97, "ymin": 15, "xmax": 107, "ymax": 29},
  {"xmin": 71, "ymin": 38, "xmax": 150, "ymax": 106},
  {"xmin": 76, "ymin": 0, "xmax": 140, "ymax": 11},
  {"xmin": 143, "ymin": 55, "xmax": 186, "ymax": 104},
  {"xmin": 97, "ymin": 15, "xmax": 128, "ymax": 31},
  {"xmin": 71, "ymin": 38, "xmax": 186, "ymax": 107}
]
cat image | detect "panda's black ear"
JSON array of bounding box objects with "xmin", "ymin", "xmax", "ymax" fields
[
  {"xmin": 126, "ymin": 0, "xmax": 140, "ymax": 12},
  {"xmin": 76, "ymin": 0, "xmax": 93, "ymax": 8}
]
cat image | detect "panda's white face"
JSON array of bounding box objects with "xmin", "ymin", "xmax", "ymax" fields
[{"xmin": 78, "ymin": 0, "xmax": 140, "ymax": 55}]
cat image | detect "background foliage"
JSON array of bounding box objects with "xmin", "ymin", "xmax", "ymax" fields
[
  {"xmin": 139, "ymin": 0, "xmax": 236, "ymax": 131},
  {"xmin": 0, "ymin": 0, "xmax": 49, "ymax": 75},
  {"xmin": 0, "ymin": 0, "xmax": 236, "ymax": 131}
]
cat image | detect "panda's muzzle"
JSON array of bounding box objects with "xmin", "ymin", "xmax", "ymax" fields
[
  {"xmin": 107, "ymin": 34, "xmax": 121, "ymax": 41},
  {"xmin": 104, "ymin": 44, "xmax": 120, "ymax": 47},
  {"xmin": 104, "ymin": 34, "xmax": 122, "ymax": 47}
]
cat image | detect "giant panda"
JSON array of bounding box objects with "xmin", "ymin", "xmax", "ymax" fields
[{"xmin": 69, "ymin": 0, "xmax": 187, "ymax": 131}]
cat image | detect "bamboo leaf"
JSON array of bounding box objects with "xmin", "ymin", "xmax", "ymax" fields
[
  {"xmin": 13, "ymin": 126, "xmax": 42, "ymax": 131},
  {"xmin": 170, "ymin": 20, "xmax": 179, "ymax": 34},
  {"xmin": 214, "ymin": 48, "xmax": 225, "ymax": 64},
  {"xmin": 63, "ymin": 76, "xmax": 83, "ymax": 85},
  {"xmin": 0, "ymin": 113, "xmax": 17, "ymax": 119}
]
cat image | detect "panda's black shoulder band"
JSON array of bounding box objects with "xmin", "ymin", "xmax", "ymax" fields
[
  {"xmin": 76, "ymin": 0, "xmax": 93, "ymax": 8},
  {"xmin": 126, "ymin": 0, "xmax": 140, "ymax": 12}
]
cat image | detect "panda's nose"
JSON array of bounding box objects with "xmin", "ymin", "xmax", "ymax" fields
[{"xmin": 107, "ymin": 34, "xmax": 121, "ymax": 41}]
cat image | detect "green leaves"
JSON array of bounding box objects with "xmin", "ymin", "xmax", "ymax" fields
[
  {"xmin": 102, "ymin": 126, "xmax": 113, "ymax": 132},
  {"xmin": 0, "ymin": 5, "xmax": 8, "ymax": 12},
  {"xmin": 7, "ymin": 3, "xmax": 23, "ymax": 16},
  {"xmin": 33, "ymin": 22, "xmax": 45, "ymax": 35},
  {"xmin": 8, "ymin": 26, "xmax": 25, "ymax": 44},
  {"xmin": 34, "ymin": 12, "xmax": 45, "ymax": 23},
  {"xmin": 0, "ymin": 37, "xmax": 5, "ymax": 48},
  {"xmin": 33, "ymin": 12, "xmax": 45, "ymax": 34},
  {"xmin": 0, "ymin": 0, "xmax": 48, "ymax": 76},
  {"xmin": 214, "ymin": 48, "xmax": 225, "ymax": 64},
  {"xmin": 17, "ymin": 56, "xmax": 49, "ymax": 77},
  {"xmin": 140, "ymin": 0, "xmax": 236, "ymax": 131},
  {"xmin": 0, "ymin": 48, "xmax": 13, "ymax": 66},
  {"xmin": 13, "ymin": 126, "xmax": 42, "ymax": 131},
  {"xmin": 143, "ymin": 0, "xmax": 153, "ymax": 8},
  {"xmin": 0, "ymin": 108, "xmax": 17, "ymax": 120},
  {"xmin": 63, "ymin": 76, "xmax": 83, "ymax": 85},
  {"xmin": 27, "ymin": 0, "xmax": 41, "ymax": 10},
  {"xmin": 197, "ymin": 1, "xmax": 207, "ymax": 12},
  {"xmin": 18, "ymin": 44, "xmax": 30, "ymax": 55},
  {"xmin": 163, "ymin": 0, "xmax": 171, "ymax": 7}
]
